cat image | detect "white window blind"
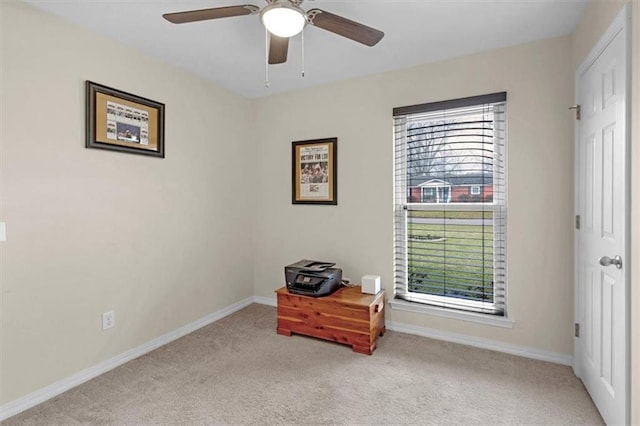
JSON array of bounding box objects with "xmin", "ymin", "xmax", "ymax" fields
[{"xmin": 393, "ymin": 93, "xmax": 506, "ymax": 315}]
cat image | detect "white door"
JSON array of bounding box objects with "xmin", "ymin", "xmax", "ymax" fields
[{"xmin": 575, "ymin": 6, "xmax": 629, "ymax": 425}]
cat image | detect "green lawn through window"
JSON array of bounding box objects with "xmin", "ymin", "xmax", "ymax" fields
[{"xmin": 407, "ymin": 210, "xmax": 494, "ymax": 302}]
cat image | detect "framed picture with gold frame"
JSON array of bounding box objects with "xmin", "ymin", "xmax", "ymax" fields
[
  {"xmin": 86, "ymin": 81, "xmax": 165, "ymax": 158},
  {"xmin": 292, "ymin": 138, "xmax": 337, "ymax": 205}
]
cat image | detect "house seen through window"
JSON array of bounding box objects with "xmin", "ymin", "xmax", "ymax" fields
[{"xmin": 393, "ymin": 93, "xmax": 506, "ymax": 315}]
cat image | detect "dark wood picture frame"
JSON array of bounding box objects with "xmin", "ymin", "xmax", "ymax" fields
[
  {"xmin": 292, "ymin": 138, "xmax": 337, "ymax": 205},
  {"xmin": 86, "ymin": 81, "xmax": 165, "ymax": 158}
]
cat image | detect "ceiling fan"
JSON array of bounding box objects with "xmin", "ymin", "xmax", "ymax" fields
[{"xmin": 163, "ymin": 0, "xmax": 384, "ymax": 65}]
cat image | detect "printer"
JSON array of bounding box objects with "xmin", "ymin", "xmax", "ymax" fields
[{"xmin": 285, "ymin": 259, "xmax": 343, "ymax": 297}]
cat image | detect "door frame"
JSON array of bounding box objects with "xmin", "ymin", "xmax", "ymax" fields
[{"xmin": 573, "ymin": 3, "xmax": 631, "ymax": 422}]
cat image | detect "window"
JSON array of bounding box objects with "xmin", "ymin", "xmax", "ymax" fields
[{"xmin": 393, "ymin": 93, "xmax": 506, "ymax": 315}]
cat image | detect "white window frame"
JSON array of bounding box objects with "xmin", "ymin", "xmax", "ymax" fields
[{"xmin": 393, "ymin": 92, "xmax": 507, "ymax": 318}]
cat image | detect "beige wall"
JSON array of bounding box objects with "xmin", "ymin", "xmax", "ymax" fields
[
  {"xmin": 253, "ymin": 36, "xmax": 575, "ymax": 355},
  {"xmin": 572, "ymin": 0, "xmax": 639, "ymax": 422},
  {"xmin": 572, "ymin": 0, "xmax": 629, "ymax": 70},
  {"xmin": 633, "ymin": 2, "xmax": 639, "ymax": 422},
  {"xmin": 0, "ymin": 1, "xmax": 254, "ymax": 405}
]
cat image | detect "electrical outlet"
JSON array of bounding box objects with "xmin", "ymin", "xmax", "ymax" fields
[{"xmin": 102, "ymin": 310, "xmax": 115, "ymax": 330}]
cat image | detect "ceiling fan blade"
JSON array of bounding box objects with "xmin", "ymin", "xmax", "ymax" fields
[
  {"xmin": 268, "ymin": 34, "xmax": 289, "ymax": 65},
  {"xmin": 307, "ymin": 9, "xmax": 384, "ymax": 47},
  {"xmin": 163, "ymin": 5, "xmax": 259, "ymax": 24}
]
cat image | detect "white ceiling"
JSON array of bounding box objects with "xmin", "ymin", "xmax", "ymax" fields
[{"xmin": 25, "ymin": 0, "xmax": 589, "ymax": 98}]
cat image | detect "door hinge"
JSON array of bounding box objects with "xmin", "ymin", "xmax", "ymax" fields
[
  {"xmin": 569, "ymin": 104, "xmax": 581, "ymax": 120},
  {"xmin": 575, "ymin": 323, "xmax": 580, "ymax": 338},
  {"xmin": 575, "ymin": 215, "xmax": 580, "ymax": 230}
]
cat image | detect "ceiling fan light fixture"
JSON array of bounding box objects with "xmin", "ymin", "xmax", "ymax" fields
[{"xmin": 261, "ymin": 3, "xmax": 306, "ymax": 38}]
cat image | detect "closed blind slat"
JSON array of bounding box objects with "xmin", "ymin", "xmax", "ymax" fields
[{"xmin": 393, "ymin": 94, "xmax": 507, "ymax": 316}]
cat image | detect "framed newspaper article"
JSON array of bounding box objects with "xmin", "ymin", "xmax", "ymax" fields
[
  {"xmin": 86, "ymin": 81, "xmax": 165, "ymax": 158},
  {"xmin": 292, "ymin": 138, "xmax": 337, "ymax": 205}
]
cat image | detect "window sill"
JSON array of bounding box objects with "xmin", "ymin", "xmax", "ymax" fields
[{"xmin": 389, "ymin": 299, "xmax": 515, "ymax": 329}]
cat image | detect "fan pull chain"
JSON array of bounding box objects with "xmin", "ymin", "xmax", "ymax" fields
[
  {"xmin": 265, "ymin": 27, "xmax": 270, "ymax": 88},
  {"xmin": 301, "ymin": 28, "xmax": 305, "ymax": 78}
]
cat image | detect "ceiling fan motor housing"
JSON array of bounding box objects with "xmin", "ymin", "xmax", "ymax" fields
[{"xmin": 266, "ymin": 0, "xmax": 304, "ymax": 6}]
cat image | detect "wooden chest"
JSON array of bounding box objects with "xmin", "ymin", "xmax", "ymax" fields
[{"xmin": 276, "ymin": 285, "xmax": 385, "ymax": 355}]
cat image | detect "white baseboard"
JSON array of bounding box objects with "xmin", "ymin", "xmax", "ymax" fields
[
  {"xmin": 252, "ymin": 296, "xmax": 572, "ymax": 366},
  {"xmin": 385, "ymin": 320, "xmax": 573, "ymax": 366},
  {"xmin": 0, "ymin": 297, "xmax": 254, "ymax": 422},
  {"xmin": 253, "ymin": 295, "xmax": 276, "ymax": 307}
]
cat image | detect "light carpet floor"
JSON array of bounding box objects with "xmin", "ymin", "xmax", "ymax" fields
[{"xmin": 4, "ymin": 304, "xmax": 603, "ymax": 425}]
